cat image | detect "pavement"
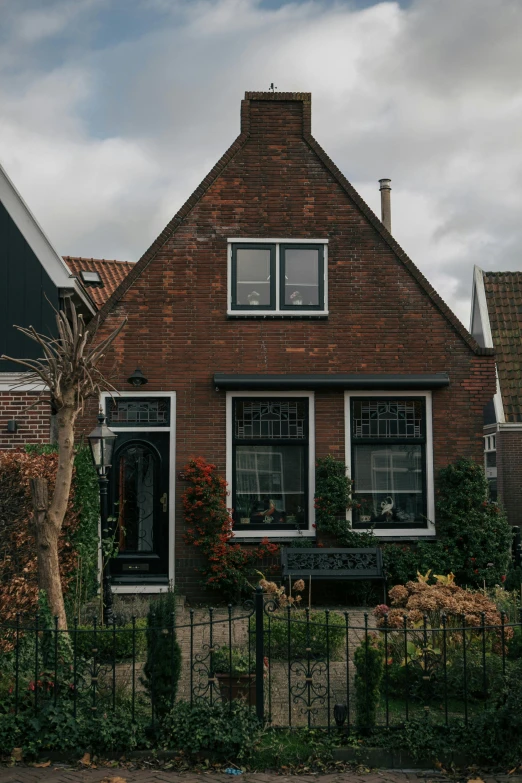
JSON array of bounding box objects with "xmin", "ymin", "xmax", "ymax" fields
[{"xmin": 1, "ymin": 768, "xmax": 522, "ymax": 783}]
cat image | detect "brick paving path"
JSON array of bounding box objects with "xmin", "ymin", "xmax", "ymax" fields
[{"xmin": 1, "ymin": 768, "xmax": 522, "ymax": 783}]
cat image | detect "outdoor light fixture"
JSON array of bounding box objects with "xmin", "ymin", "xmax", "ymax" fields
[
  {"xmin": 127, "ymin": 368, "xmax": 148, "ymax": 387},
  {"xmin": 87, "ymin": 411, "xmax": 117, "ymax": 472},
  {"xmin": 87, "ymin": 411, "xmax": 117, "ymax": 626},
  {"xmin": 333, "ymin": 703, "xmax": 348, "ymax": 727},
  {"xmin": 7, "ymin": 419, "xmax": 18, "ymax": 433}
]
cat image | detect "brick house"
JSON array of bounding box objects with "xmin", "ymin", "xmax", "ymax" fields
[
  {"xmin": 64, "ymin": 91, "xmax": 495, "ymax": 599},
  {"xmin": 470, "ymin": 266, "xmax": 522, "ymax": 526},
  {"xmin": 0, "ymin": 159, "xmax": 134, "ymax": 447}
]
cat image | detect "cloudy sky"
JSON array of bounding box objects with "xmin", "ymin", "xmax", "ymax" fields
[{"xmin": 2, "ymin": 0, "xmax": 522, "ymax": 327}]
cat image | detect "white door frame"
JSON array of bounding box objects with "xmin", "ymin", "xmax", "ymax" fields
[{"xmin": 100, "ymin": 390, "xmax": 176, "ymax": 594}]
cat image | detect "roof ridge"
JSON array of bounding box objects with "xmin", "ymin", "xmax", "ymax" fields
[
  {"xmin": 63, "ymin": 255, "xmax": 135, "ymax": 265},
  {"xmin": 90, "ymin": 96, "xmax": 492, "ymax": 356}
]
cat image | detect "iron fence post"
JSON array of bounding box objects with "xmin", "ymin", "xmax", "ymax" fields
[{"xmin": 255, "ymin": 585, "xmax": 265, "ymax": 721}]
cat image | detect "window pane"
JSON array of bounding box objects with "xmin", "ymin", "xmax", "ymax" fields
[
  {"xmin": 352, "ymin": 399, "xmax": 423, "ymax": 439},
  {"xmin": 283, "ymin": 248, "xmax": 320, "ymax": 306},
  {"xmin": 353, "ymin": 444, "xmax": 424, "ymax": 526},
  {"xmin": 235, "ymin": 445, "xmax": 306, "ymax": 526},
  {"xmin": 117, "ymin": 445, "xmax": 156, "ymax": 552},
  {"xmin": 235, "ymin": 248, "xmax": 271, "ymax": 306},
  {"xmin": 234, "ymin": 399, "xmax": 307, "ymax": 440}
]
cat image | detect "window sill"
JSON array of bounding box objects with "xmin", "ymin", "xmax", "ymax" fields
[
  {"xmin": 227, "ymin": 312, "xmax": 328, "ymax": 319},
  {"xmin": 232, "ymin": 534, "xmax": 316, "ymax": 543}
]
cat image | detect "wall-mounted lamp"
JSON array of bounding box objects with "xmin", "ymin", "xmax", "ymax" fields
[
  {"xmin": 127, "ymin": 368, "xmax": 148, "ymax": 387},
  {"xmin": 7, "ymin": 420, "xmax": 18, "ymax": 433}
]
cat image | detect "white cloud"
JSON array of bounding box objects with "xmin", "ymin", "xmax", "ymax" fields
[{"xmin": 1, "ymin": 0, "xmax": 522, "ymax": 326}]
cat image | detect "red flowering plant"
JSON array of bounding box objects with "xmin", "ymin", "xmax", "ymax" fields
[{"xmin": 182, "ymin": 457, "xmax": 279, "ymax": 599}]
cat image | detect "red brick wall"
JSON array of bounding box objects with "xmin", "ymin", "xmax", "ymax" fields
[
  {"xmin": 497, "ymin": 429, "xmax": 522, "ymax": 527},
  {"xmin": 78, "ymin": 96, "xmax": 495, "ymax": 599},
  {"xmin": 0, "ymin": 391, "xmax": 50, "ymax": 448}
]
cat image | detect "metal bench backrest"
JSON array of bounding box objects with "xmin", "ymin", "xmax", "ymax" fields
[{"xmin": 281, "ymin": 547, "xmax": 384, "ymax": 579}]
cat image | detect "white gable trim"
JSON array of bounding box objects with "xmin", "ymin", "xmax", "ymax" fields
[
  {"xmin": 0, "ymin": 163, "xmax": 95, "ymax": 315},
  {"xmin": 471, "ymin": 265, "xmax": 505, "ymax": 424}
]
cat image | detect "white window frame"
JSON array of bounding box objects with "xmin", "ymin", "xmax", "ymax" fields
[
  {"xmin": 226, "ymin": 390, "xmax": 316, "ymax": 539},
  {"xmin": 100, "ymin": 390, "xmax": 176, "ymax": 594},
  {"xmin": 344, "ymin": 390, "xmax": 435, "ymax": 537},
  {"xmin": 484, "ymin": 433, "xmax": 497, "ymax": 480},
  {"xmin": 227, "ymin": 238, "xmax": 328, "ymax": 317}
]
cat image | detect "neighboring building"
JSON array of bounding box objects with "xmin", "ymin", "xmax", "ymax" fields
[
  {"xmin": 74, "ymin": 91, "xmax": 495, "ymax": 600},
  {"xmin": 0, "ymin": 160, "xmax": 134, "ymax": 448},
  {"xmin": 470, "ymin": 267, "xmax": 522, "ymax": 525}
]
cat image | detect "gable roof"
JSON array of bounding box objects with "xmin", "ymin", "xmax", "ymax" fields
[
  {"xmin": 91, "ymin": 91, "xmax": 491, "ymax": 357},
  {"xmin": 63, "ymin": 256, "xmax": 135, "ymax": 309},
  {"xmin": 0, "ymin": 162, "xmax": 96, "ymax": 317},
  {"xmin": 482, "ymin": 270, "xmax": 522, "ymax": 421}
]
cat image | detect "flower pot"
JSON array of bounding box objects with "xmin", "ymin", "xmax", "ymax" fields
[{"xmin": 216, "ymin": 672, "xmax": 256, "ymax": 705}]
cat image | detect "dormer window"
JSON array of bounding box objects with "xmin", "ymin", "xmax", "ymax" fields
[
  {"xmin": 228, "ymin": 239, "xmax": 328, "ymax": 316},
  {"xmin": 80, "ymin": 270, "xmax": 102, "ymax": 285}
]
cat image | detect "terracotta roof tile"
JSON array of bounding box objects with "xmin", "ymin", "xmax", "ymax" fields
[
  {"xmin": 63, "ymin": 256, "xmax": 135, "ymax": 309},
  {"xmin": 484, "ymin": 271, "xmax": 522, "ymax": 420}
]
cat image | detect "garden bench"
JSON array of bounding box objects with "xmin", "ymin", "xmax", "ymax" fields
[{"xmin": 281, "ymin": 547, "xmax": 387, "ymax": 602}]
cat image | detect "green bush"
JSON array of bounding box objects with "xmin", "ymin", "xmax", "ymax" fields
[
  {"xmin": 436, "ymin": 458, "xmax": 511, "ymax": 588},
  {"xmin": 251, "ymin": 610, "xmax": 345, "ymax": 659},
  {"xmin": 213, "ymin": 646, "xmax": 254, "ymax": 674},
  {"xmin": 0, "ymin": 704, "xmax": 146, "ymax": 757},
  {"xmin": 383, "ymin": 459, "xmax": 512, "ymax": 589},
  {"xmin": 141, "ymin": 591, "xmax": 182, "ymax": 718},
  {"xmin": 354, "ymin": 634, "xmax": 384, "ymax": 732},
  {"xmin": 73, "ymin": 618, "xmax": 147, "ymax": 662},
  {"xmin": 158, "ymin": 700, "xmax": 261, "ymax": 760}
]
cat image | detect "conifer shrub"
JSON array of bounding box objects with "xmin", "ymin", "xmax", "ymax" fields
[{"xmin": 141, "ymin": 591, "xmax": 181, "ymax": 719}]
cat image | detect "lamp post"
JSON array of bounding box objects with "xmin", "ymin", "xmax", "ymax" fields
[{"xmin": 88, "ymin": 410, "xmax": 117, "ymax": 625}]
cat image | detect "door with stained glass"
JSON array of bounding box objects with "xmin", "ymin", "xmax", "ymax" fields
[{"xmin": 109, "ymin": 431, "xmax": 169, "ymax": 582}]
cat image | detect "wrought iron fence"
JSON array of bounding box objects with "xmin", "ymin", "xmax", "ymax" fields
[{"xmin": 0, "ymin": 587, "xmax": 520, "ymax": 731}]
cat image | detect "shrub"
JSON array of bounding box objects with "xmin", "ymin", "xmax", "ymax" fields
[
  {"xmin": 436, "ymin": 458, "xmax": 511, "ymax": 588},
  {"xmin": 0, "ymin": 450, "xmax": 81, "ymax": 625},
  {"xmin": 354, "ymin": 634, "xmax": 384, "ymax": 732},
  {"xmin": 314, "ymin": 455, "xmax": 375, "ymax": 547},
  {"xmin": 383, "ymin": 459, "xmax": 512, "ymax": 590},
  {"xmin": 213, "ymin": 646, "xmax": 254, "ymax": 675},
  {"xmin": 251, "ymin": 609, "xmax": 345, "ymax": 659},
  {"xmin": 183, "ymin": 457, "xmax": 279, "ymax": 598},
  {"xmin": 158, "ymin": 700, "xmax": 261, "ymax": 759},
  {"xmin": 141, "ymin": 590, "xmax": 181, "ymax": 719},
  {"xmin": 73, "ymin": 618, "xmax": 147, "ymax": 662}
]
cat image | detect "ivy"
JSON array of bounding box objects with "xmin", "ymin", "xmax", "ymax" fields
[{"xmin": 314, "ymin": 455, "xmax": 375, "ymax": 547}]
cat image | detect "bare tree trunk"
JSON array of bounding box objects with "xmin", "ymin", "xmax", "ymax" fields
[{"xmin": 31, "ymin": 400, "xmax": 77, "ymax": 630}]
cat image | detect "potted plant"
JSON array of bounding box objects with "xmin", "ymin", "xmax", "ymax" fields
[{"xmin": 213, "ymin": 646, "xmax": 256, "ymax": 704}]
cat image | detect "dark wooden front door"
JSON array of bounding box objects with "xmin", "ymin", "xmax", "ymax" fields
[{"xmin": 110, "ymin": 432, "xmax": 169, "ymax": 583}]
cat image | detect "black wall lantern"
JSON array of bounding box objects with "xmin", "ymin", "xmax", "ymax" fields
[
  {"xmin": 127, "ymin": 368, "xmax": 148, "ymax": 387},
  {"xmin": 7, "ymin": 420, "xmax": 18, "ymax": 433}
]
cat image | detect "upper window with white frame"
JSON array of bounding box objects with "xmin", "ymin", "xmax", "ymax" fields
[{"xmin": 228, "ymin": 239, "xmax": 328, "ymax": 315}]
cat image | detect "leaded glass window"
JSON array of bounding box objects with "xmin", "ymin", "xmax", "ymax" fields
[
  {"xmin": 106, "ymin": 398, "xmax": 170, "ymax": 427},
  {"xmin": 232, "ymin": 398, "xmax": 308, "ymax": 530},
  {"xmin": 351, "ymin": 398, "xmax": 427, "ymax": 529}
]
